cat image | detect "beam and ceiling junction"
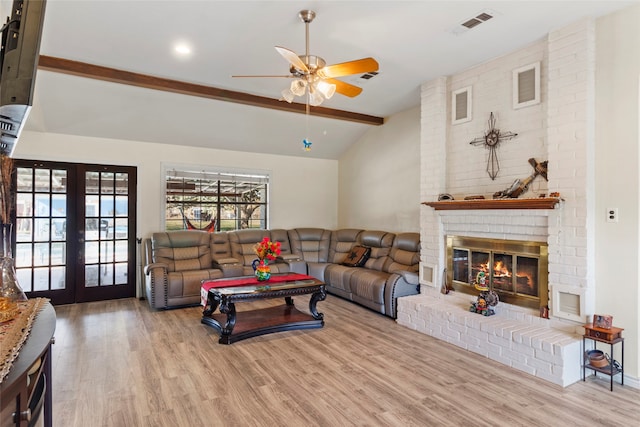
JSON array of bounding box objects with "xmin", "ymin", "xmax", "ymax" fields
[{"xmin": 37, "ymin": 56, "xmax": 385, "ymax": 126}]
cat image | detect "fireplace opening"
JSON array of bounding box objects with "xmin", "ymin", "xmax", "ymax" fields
[{"xmin": 447, "ymin": 236, "xmax": 548, "ymax": 310}]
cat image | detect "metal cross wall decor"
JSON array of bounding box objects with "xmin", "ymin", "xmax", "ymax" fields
[{"xmin": 470, "ymin": 112, "xmax": 518, "ymax": 180}]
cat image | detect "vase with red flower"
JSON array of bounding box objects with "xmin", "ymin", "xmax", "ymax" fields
[{"xmin": 252, "ymin": 237, "xmax": 281, "ymax": 282}]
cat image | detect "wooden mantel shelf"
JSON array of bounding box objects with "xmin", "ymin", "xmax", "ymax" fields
[{"xmin": 422, "ymin": 197, "xmax": 562, "ymax": 211}]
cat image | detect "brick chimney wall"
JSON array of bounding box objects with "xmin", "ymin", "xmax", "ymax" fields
[{"xmin": 398, "ymin": 19, "xmax": 596, "ymax": 386}]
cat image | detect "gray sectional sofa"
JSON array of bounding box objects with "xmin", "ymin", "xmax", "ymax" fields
[{"xmin": 143, "ymin": 228, "xmax": 420, "ymax": 318}]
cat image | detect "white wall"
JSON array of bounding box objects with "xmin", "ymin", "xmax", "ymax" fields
[
  {"xmin": 595, "ymin": 3, "xmax": 640, "ymax": 381},
  {"xmin": 14, "ymin": 131, "xmax": 339, "ymax": 240},
  {"xmin": 337, "ymin": 107, "xmax": 420, "ymax": 233}
]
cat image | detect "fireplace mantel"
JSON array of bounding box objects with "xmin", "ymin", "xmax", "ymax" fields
[{"xmin": 422, "ymin": 197, "xmax": 562, "ymax": 211}]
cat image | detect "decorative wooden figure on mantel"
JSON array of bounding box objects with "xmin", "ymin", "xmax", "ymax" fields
[
  {"xmin": 493, "ymin": 158, "xmax": 548, "ymax": 199},
  {"xmin": 470, "ymin": 112, "xmax": 518, "ymax": 180}
]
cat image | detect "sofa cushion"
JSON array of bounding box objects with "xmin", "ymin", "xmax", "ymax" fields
[
  {"xmin": 324, "ymin": 264, "xmax": 359, "ymax": 294},
  {"xmin": 229, "ymin": 229, "xmax": 271, "ymax": 266},
  {"xmin": 342, "ymin": 245, "xmax": 371, "ymax": 267},
  {"xmin": 386, "ymin": 232, "xmax": 420, "ymax": 274},
  {"xmin": 288, "ymin": 228, "xmax": 331, "ymax": 262},
  {"xmin": 152, "ymin": 231, "xmax": 213, "ymax": 272},
  {"xmin": 349, "ymin": 269, "xmax": 389, "ymax": 305},
  {"xmin": 358, "ymin": 230, "xmax": 395, "ymax": 271},
  {"xmin": 327, "ymin": 229, "xmax": 362, "ymax": 264}
]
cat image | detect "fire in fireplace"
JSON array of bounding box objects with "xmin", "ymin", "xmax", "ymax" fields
[{"xmin": 446, "ymin": 236, "xmax": 548, "ymax": 310}]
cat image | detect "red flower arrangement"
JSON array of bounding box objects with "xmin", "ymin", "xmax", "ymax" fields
[{"xmin": 254, "ymin": 237, "xmax": 281, "ymax": 261}]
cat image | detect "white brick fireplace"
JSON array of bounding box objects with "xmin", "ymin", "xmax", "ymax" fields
[{"xmin": 397, "ymin": 19, "xmax": 597, "ymax": 387}]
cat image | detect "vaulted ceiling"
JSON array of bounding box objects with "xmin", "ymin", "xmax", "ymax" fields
[{"xmin": 22, "ymin": 0, "xmax": 635, "ymax": 159}]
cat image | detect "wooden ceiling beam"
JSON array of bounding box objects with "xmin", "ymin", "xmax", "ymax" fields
[{"xmin": 37, "ymin": 55, "xmax": 385, "ymax": 126}]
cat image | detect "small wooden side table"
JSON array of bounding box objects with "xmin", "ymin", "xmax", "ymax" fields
[{"xmin": 582, "ymin": 324, "xmax": 624, "ymax": 391}]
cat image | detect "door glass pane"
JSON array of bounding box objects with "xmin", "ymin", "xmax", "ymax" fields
[
  {"xmin": 115, "ymin": 241, "xmax": 127, "ymax": 262},
  {"xmin": 17, "ymin": 193, "xmax": 32, "ymax": 216},
  {"xmin": 115, "ymin": 196, "xmax": 128, "ymax": 216},
  {"xmin": 51, "ymin": 266, "xmax": 65, "ymax": 290},
  {"xmin": 35, "ymin": 194, "xmax": 50, "ymax": 216},
  {"xmin": 115, "ymin": 173, "xmax": 128, "ymax": 194},
  {"xmin": 33, "ymin": 267, "xmax": 49, "ymax": 291},
  {"xmin": 16, "ymin": 219, "xmax": 32, "ymax": 242},
  {"xmin": 15, "ymin": 243, "xmax": 32, "ymax": 268},
  {"xmin": 86, "ymin": 195, "xmax": 99, "ymax": 217},
  {"xmin": 85, "ymin": 242, "xmax": 99, "ymax": 263},
  {"xmin": 52, "ymin": 195, "xmax": 66, "ymax": 216},
  {"xmin": 114, "ymin": 218, "xmax": 127, "ymax": 239},
  {"xmin": 115, "ymin": 263, "xmax": 127, "ymax": 283},
  {"xmin": 35, "ymin": 169, "xmax": 50, "ymax": 192},
  {"xmin": 34, "ymin": 243, "xmax": 49, "ymax": 267},
  {"xmin": 17, "ymin": 168, "xmax": 33, "ymax": 192},
  {"xmin": 86, "ymin": 172, "xmax": 100, "ymax": 194},
  {"xmin": 52, "ymin": 170, "xmax": 67, "ymax": 193},
  {"xmin": 85, "ymin": 265, "xmax": 98, "ymax": 287},
  {"xmin": 101, "ymin": 172, "xmax": 114, "ymax": 194},
  {"xmin": 101, "ymin": 197, "xmax": 114, "ymax": 217}
]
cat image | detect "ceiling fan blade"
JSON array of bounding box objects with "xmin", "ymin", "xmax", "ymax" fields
[
  {"xmin": 317, "ymin": 58, "xmax": 378, "ymax": 79},
  {"xmin": 325, "ymin": 78, "xmax": 363, "ymax": 98},
  {"xmin": 232, "ymin": 75, "xmax": 293, "ymax": 78},
  {"xmin": 275, "ymin": 46, "xmax": 309, "ymax": 73}
]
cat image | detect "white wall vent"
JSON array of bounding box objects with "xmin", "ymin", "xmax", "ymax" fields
[
  {"xmin": 550, "ymin": 284, "xmax": 589, "ymax": 323},
  {"xmin": 513, "ymin": 62, "xmax": 541, "ymax": 109},
  {"xmin": 452, "ymin": 86, "xmax": 472, "ymax": 124},
  {"xmin": 419, "ymin": 262, "xmax": 436, "ymax": 287}
]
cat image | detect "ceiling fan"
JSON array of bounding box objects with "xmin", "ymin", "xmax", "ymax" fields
[{"xmin": 233, "ymin": 10, "xmax": 379, "ymax": 108}]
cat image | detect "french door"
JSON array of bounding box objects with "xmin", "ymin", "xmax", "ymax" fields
[{"xmin": 13, "ymin": 160, "xmax": 137, "ymax": 305}]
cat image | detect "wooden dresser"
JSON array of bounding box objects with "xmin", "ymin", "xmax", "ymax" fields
[{"xmin": 1, "ymin": 303, "xmax": 55, "ymax": 426}]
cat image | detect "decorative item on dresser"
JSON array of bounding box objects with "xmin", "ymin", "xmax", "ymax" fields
[{"xmin": 0, "ymin": 152, "xmax": 27, "ymax": 324}]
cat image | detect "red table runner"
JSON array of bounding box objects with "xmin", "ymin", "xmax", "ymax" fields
[{"xmin": 201, "ymin": 273, "xmax": 314, "ymax": 306}]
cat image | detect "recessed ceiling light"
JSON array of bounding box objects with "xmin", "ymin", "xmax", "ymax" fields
[{"xmin": 174, "ymin": 43, "xmax": 192, "ymax": 56}]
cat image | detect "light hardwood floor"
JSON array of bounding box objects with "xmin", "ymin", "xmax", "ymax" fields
[{"xmin": 50, "ymin": 295, "xmax": 639, "ymax": 427}]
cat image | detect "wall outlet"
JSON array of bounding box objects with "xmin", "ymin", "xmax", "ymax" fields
[{"xmin": 606, "ymin": 207, "xmax": 618, "ymax": 223}]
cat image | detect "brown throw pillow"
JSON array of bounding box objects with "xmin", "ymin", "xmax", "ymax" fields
[{"xmin": 342, "ymin": 246, "xmax": 371, "ymax": 267}]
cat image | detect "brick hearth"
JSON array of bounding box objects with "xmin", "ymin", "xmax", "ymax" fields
[{"xmin": 397, "ymin": 290, "xmax": 582, "ymax": 387}]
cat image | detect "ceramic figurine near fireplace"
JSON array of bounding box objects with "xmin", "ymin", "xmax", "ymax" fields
[{"xmin": 469, "ymin": 272, "xmax": 499, "ymax": 316}]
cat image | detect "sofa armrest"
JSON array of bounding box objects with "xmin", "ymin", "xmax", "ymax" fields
[
  {"xmin": 144, "ymin": 262, "xmax": 168, "ymax": 276},
  {"xmin": 144, "ymin": 262, "xmax": 169, "ymax": 309},
  {"xmin": 390, "ymin": 270, "xmax": 419, "ymax": 286},
  {"xmin": 213, "ymin": 257, "xmax": 241, "ymax": 266},
  {"xmin": 280, "ymin": 254, "xmax": 302, "ymax": 262},
  {"xmin": 383, "ymin": 272, "xmax": 421, "ymax": 318},
  {"xmin": 307, "ymin": 262, "xmax": 330, "ymax": 281},
  {"xmin": 220, "ymin": 264, "xmax": 245, "ymax": 278}
]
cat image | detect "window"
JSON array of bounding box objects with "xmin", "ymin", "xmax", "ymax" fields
[{"xmin": 164, "ymin": 167, "xmax": 269, "ymax": 231}]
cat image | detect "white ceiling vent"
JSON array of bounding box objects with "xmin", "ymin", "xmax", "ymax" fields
[{"xmin": 452, "ymin": 10, "xmax": 496, "ymax": 35}]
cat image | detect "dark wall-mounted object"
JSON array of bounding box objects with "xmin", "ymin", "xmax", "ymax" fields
[{"xmin": 0, "ymin": 0, "xmax": 47, "ymax": 156}]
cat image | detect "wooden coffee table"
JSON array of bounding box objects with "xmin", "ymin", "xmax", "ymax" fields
[{"xmin": 201, "ymin": 274, "xmax": 326, "ymax": 344}]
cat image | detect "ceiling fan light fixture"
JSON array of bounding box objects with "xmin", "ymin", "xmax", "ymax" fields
[
  {"xmin": 316, "ymin": 80, "xmax": 336, "ymax": 99},
  {"xmin": 309, "ymin": 89, "xmax": 324, "ymax": 106},
  {"xmin": 290, "ymin": 79, "xmax": 307, "ymax": 96},
  {"xmin": 281, "ymin": 88, "xmax": 295, "ymax": 103}
]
